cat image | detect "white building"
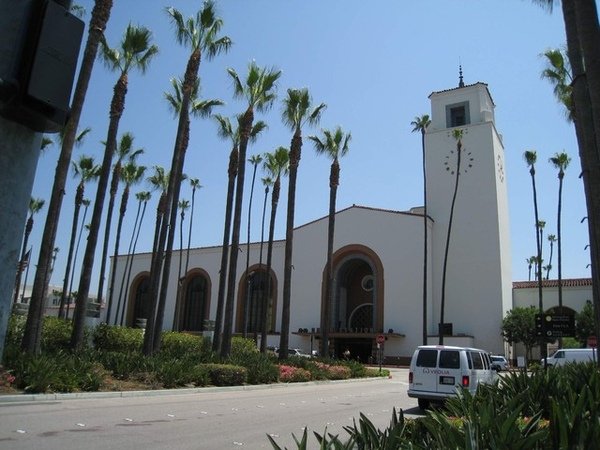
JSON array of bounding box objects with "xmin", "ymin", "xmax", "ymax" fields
[{"xmin": 106, "ymin": 79, "xmax": 589, "ymax": 364}]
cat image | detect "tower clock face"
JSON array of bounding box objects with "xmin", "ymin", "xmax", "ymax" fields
[{"xmin": 496, "ymin": 154, "xmax": 505, "ymax": 183}]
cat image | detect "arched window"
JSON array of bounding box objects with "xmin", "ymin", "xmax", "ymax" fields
[
  {"xmin": 237, "ymin": 267, "xmax": 276, "ymax": 334},
  {"xmin": 181, "ymin": 275, "xmax": 208, "ymax": 332}
]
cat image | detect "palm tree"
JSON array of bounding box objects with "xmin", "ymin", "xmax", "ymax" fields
[
  {"xmin": 526, "ymin": 256, "xmax": 535, "ymax": 281},
  {"xmin": 243, "ymin": 154, "xmax": 263, "ymax": 337},
  {"xmin": 22, "ymin": 0, "xmax": 113, "ymax": 354},
  {"xmin": 71, "ymin": 24, "xmax": 158, "ymax": 350},
  {"xmin": 545, "ymin": 234, "xmax": 557, "ymax": 279},
  {"xmin": 116, "ymin": 190, "xmax": 151, "ymax": 326},
  {"xmin": 172, "ymin": 199, "xmax": 190, "ymax": 330},
  {"xmin": 212, "ymin": 115, "xmax": 267, "ymax": 352},
  {"xmin": 541, "ymin": 49, "xmax": 573, "ymax": 120},
  {"xmin": 97, "ymin": 132, "xmax": 144, "ymax": 315},
  {"xmin": 185, "ymin": 179, "xmax": 201, "ymax": 280},
  {"xmin": 440, "ymin": 129, "xmax": 471, "ymax": 345},
  {"xmin": 257, "ymin": 176, "xmax": 272, "ymax": 349},
  {"xmin": 524, "ymin": 149, "xmax": 546, "ymax": 360},
  {"xmin": 13, "ymin": 198, "xmax": 45, "ymax": 304},
  {"xmin": 213, "ymin": 114, "xmax": 239, "ymax": 352},
  {"xmin": 221, "ymin": 62, "xmax": 281, "ymax": 359},
  {"xmin": 309, "ymin": 126, "xmax": 351, "ymax": 358},
  {"xmin": 550, "ymin": 152, "xmax": 571, "ymax": 319},
  {"xmin": 260, "ymin": 148, "xmax": 289, "ymax": 353},
  {"xmin": 280, "ymin": 88, "xmax": 326, "ymax": 359},
  {"xmin": 66, "ymin": 198, "xmax": 91, "ymax": 320},
  {"xmin": 105, "ymin": 161, "xmax": 146, "ymax": 324},
  {"xmin": 144, "ymin": 2, "xmax": 230, "ymax": 356},
  {"xmin": 59, "ymin": 155, "xmax": 100, "ymax": 319},
  {"xmin": 411, "ymin": 114, "xmax": 431, "ymax": 346},
  {"xmin": 535, "ymin": 0, "xmax": 600, "ymax": 361}
]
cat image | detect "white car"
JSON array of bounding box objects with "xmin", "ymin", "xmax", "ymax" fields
[
  {"xmin": 275, "ymin": 348, "xmax": 311, "ymax": 358},
  {"xmin": 490, "ymin": 355, "xmax": 509, "ymax": 371}
]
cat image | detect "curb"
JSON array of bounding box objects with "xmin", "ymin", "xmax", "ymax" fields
[{"xmin": 0, "ymin": 374, "xmax": 392, "ymax": 404}]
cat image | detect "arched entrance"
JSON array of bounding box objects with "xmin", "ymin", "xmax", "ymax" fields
[
  {"xmin": 322, "ymin": 244, "xmax": 384, "ymax": 362},
  {"xmin": 178, "ymin": 270, "xmax": 211, "ymax": 332},
  {"xmin": 127, "ymin": 274, "xmax": 150, "ymax": 328},
  {"xmin": 236, "ymin": 265, "xmax": 277, "ymax": 335}
]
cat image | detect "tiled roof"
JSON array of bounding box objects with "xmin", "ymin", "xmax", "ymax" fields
[
  {"xmin": 428, "ymin": 82, "xmax": 495, "ymax": 106},
  {"xmin": 513, "ymin": 278, "xmax": 593, "ymax": 289}
]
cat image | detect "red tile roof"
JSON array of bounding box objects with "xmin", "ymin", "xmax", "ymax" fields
[{"xmin": 513, "ymin": 278, "xmax": 593, "ymax": 289}]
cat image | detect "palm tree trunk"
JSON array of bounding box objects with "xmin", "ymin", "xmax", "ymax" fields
[
  {"xmin": 440, "ymin": 139, "xmax": 462, "ymax": 345},
  {"xmin": 321, "ymin": 160, "xmax": 339, "ymax": 358},
  {"xmin": 120, "ymin": 198, "xmax": 148, "ymax": 325},
  {"xmin": 172, "ymin": 209, "xmax": 186, "ymax": 330},
  {"xmin": 22, "ymin": 0, "xmax": 113, "ymax": 354},
  {"xmin": 146, "ymin": 49, "xmax": 199, "ymax": 355},
  {"xmin": 152, "ymin": 117, "xmax": 191, "ymax": 353},
  {"xmin": 13, "ymin": 216, "xmax": 33, "ymax": 304},
  {"xmin": 71, "ymin": 72, "xmax": 127, "ymax": 350},
  {"xmin": 115, "ymin": 196, "xmax": 142, "ymax": 325},
  {"xmin": 557, "ymin": 176, "xmax": 564, "ymax": 315},
  {"xmin": 260, "ymin": 177, "xmax": 279, "ymax": 353},
  {"xmin": 59, "ymin": 187, "xmax": 83, "ymax": 319},
  {"xmin": 213, "ymin": 148, "xmax": 238, "ymax": 352},
  {"xmin": 421, "ymin": 130, "xmax": 428, "ymax": 345},
  {"xmin": 222, "ymin": 109, "xmax": 253, "ymax": 358},
  {"xmin": 257, "ymin": 184, "xmax": 269, "ymax": 346},
  {"xmin": 243, "ymin": 162, "xmax": 259, "ymax": 338},
  {"xmin": 568, "ymin": 0, "xmax": 600, "ymax": 362},
  {"xmin": 99, "ymin": 164, "xmax": 121, "ymax": 320},
  {"xmin": 67, "ymin": 200, "xmax": 90, "ymax": 319},
  {"xmin": 106, "ymin": 186, "xmax": 129, "ymax": 324},
  {"xmin": 530, "ymin": 170, "xmax": 545, "ymax": 360},
  {"xmin": 280, "ymin": 130, "xmax": 302, "ymax": 360}
]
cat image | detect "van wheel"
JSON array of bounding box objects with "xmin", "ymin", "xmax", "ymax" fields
[{"xmin": 418, "ymin": 399, "xmax": 430, "ymax": 410}]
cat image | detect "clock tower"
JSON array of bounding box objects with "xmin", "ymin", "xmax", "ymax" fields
[{"xmin": 425, "ymin": 75, "xmax": 512, "ymax": 353}]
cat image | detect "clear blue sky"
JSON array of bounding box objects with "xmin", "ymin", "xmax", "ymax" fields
[{"xmin": 28, "ymin": 0, "xmax": 592, "ymax": 296}]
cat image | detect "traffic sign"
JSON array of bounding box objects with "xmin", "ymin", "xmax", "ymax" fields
[
  {"xmin": 376, "ymin": 334, "xmax": 385, "ymax": 344},
  {"xmin": 588, "ymin": 336, "xmax": 597, "ymax": 348}
]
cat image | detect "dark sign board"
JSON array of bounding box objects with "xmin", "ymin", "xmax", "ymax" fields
[{"xmin": 536, "ymin": 314, "xmax": 575, "ymax": 338}]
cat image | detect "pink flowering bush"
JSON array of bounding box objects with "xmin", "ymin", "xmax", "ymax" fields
[
  {"xmin": 0, "ymin": 366, "xmax": 16, "ymax": 389},
  {"xmin": 278, "ymin": 364, "xmax": 312, "ymax": 383},
  {"xmin": 312, "ymin": 361, "xmax": 351, "ymax": 380}
]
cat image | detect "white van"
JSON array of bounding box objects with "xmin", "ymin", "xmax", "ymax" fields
[
  {"xmin": 407, "ymin": 345, "xmax": 498, "ymax": 409},
  {"xmin": 544, "ymin": 348, "xmax": 597, "ymax": 367}
]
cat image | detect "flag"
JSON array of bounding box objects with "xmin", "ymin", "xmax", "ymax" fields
[{"xmin": 17, "ymin": 249, "xmax": 31, "ymax": 272}]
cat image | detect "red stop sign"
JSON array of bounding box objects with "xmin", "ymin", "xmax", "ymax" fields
[
  {"xmin": 376, "ymin": 334, "xmax": 385, "ymax": 344},
  {"xmin": 588, "ymin": 336, "xmax": 597, "ymax": 348}
]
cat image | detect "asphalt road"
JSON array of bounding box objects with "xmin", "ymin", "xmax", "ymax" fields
[{"xmin": 0, "ymin": 368, "xmax": 422, "ymax": 449}]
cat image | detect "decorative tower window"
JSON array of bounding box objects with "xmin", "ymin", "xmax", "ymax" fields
[{"xmin": 446, "ymin": 101, "xmax": 470, "ymax": 128}]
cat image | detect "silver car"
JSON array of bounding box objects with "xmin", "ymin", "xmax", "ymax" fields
[{"xmin": 491, "ymin": 355, "xmax": 508, "ymax": 371}]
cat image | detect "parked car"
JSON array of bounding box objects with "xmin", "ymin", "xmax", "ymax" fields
[
  {"xmin": 274, "ymin": 348, "xmax": 311, "ymax": 358},
  {"xmin": 543, "ymin": 348, "xmax": 598, "ymax": 367},
  {"xmin": 490, "ymin": 355, "xmax": 509, "ymax": 371},
  {"xmin": 408, "ymin": 345, "xmax": 498, "ymax": 410}
]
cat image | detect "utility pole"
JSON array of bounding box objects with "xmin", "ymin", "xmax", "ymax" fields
[{"xmin": 0, "ymin": 0, "xmax": 82, "ymax": 360}]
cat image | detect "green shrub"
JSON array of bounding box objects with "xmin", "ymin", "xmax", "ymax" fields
[
  {"xmin": 230, "ymin": 337, "xmax": 259, "ymax": 358},
  {"xmin": 5, "ymin": 314, "xmax": 26, "ymax": 346},
  {"xmin": 93, "ymin": 323, "xmax": 143, "ymax": 352},
  {"xmin": 159, "ymin": 331, "xmax": 212, "ymax": 360},
  {"xmin": 190, "ymin": 364, "xmax": 210, "ymax": 387},
  {"xmin": 41, "ymin": 317, "xmax": 73, "ymax": 352},
  {"xmin": 227, "ymin": 350, "xmax": 278, "ymax": 384},
  {"xmin": 95, "ymin": 351, "xmax": 147, "ymax": 379},
  {"xmin": 154, "ymin": 358, "xmax": 195, "ymax": 388},
  {"xmin": 203, "ymin": 363, "xmax": 247, "ymax": 386}
]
